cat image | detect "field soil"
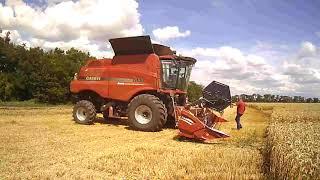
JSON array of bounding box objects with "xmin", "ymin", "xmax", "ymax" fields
[{"xmin": 0, "ymin": 105, "xmax": 269, "ymax": 179}]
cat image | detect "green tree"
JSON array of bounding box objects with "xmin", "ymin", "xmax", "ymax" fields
[
  {"xmin": 0, "ymin": 32, "xmax": 91, "ymax": 104},
  {"xmin": 187, "ymin": 81, "xmax": 204, "ymax": 103}
]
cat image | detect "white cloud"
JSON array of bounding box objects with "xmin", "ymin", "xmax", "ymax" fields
[
  {"xmin": 178, "ymin": 41, "xmax": 320, "ymax": 97},
  {"xmin": 0, "ymin": 29, "xmax": 31, "ymax": 46},
  {"xmin": 178, "ymin": 46, "xmax": 284, "ymax": 96},
  {"xmin": 152, "ymin": 26, "xmax": 191, "ymax": 41},
  {"xmin": 246, "ymin": 54, "xmax": 266, "ymax": 67},
  {"xmin": 299, "ymin": 41, "xmax": 317, "ymax": 57},
  {"xmin": 280, "ymin": 41, "xmax": 320, "ymax": 96},
  {"xmin": 283, "ymin": 62, "xmax": 320, "ymax": 84},
  {"xmin": 0, "ymin": 0, "xmax": 143, "ymax": 57}
]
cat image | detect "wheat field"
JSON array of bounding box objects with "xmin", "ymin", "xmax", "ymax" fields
[
  {"xmin": 0, "ymin": 105, "xmax": 269, "ymax": 179},
  {"xmin": 249, "ymin": 103, "xmax": 320, "ymax": 179}
]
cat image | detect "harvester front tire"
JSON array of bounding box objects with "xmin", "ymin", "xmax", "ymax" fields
[
  {"xmin": 128, "ymin": 94, "xmax": 167, "ymax": 131},
  {"xmin": 73, "ymin": 100, "xmax": 96, "ymax": 125}
]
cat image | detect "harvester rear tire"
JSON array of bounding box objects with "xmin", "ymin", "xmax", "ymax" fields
[
  {"xmin": 73, "ymin": 100, "xmax": 96, "ymax": 125},
  {"xmin": 128, "ymin": 94, "xmax": 167, "ymax": 131}
]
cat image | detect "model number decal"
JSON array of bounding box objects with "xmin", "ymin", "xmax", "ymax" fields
[
  {"xmin": 133, "ymin": 78, "xmax": 144, "ymax": 82},
  {"xmin": 81, "ymin": 77, "xmax": 144, "ymax": 82},
  {"xmin": 85, "ymin": 76, "xmax": 101, "ymax": 81}
]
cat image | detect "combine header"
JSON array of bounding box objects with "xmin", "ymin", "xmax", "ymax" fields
[
  {"xmin": 176, "ymin": 81, "xmax": 231, "ymax": 141},
  {"xmin": 70, "ymin": 35, "xmax": 231, "ymax": 141}
]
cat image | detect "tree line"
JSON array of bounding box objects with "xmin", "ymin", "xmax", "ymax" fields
[
  {"xmin": 233, "ymin": 94, "xmax": 319, "ymax": 103},
  {"xmin": 1, "ymin": 32, "xmax": 318, "ymax": 104},
  {"xmin": 0, "ymin": 32, "xmax": 91, "ymax": 104}
]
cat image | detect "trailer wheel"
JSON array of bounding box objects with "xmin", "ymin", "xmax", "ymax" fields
[
  {"xmin": 73, "ymin": 100, "xmax": 96, "ymax": 124},
  {"xmin": 128, "ymin": 94, "xmax": 167, "ymax": 131}
]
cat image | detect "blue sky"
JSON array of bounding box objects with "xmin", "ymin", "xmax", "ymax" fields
[
  {"xmin": 0, "ymin": 0, "xmax": 319, "ymax": 97},
  {"xmin": 139, "ymin": 0, "xmax": 320, "ymax": 49}
]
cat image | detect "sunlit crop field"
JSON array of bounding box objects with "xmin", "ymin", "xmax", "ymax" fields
[
  {"xmin": 0, "ymin": 105, "xmax": 268, "ymax": 179},
  {"xmin": 250, "ymin": 103, "xmax": 320, "ymax": 179}
]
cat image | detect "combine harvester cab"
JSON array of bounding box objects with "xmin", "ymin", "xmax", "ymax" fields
[{"xmin": 176, "ymin": 81, "xmax": 232, "ymax": 141}]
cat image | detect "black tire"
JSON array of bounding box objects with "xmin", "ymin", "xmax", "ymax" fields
[
  {"xmin": 73, "ymin": 100, "xmax": 96, "ymax": 124},
  {"xmin": 128, "ymin": 94, "xmax": 167, "ymax": 131}
]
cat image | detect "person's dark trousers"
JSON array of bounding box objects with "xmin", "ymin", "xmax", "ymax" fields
[{"xmin": 235, "ymin": 113, "xmax": 243, "ymax": 130}]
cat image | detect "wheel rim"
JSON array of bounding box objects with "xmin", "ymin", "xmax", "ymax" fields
[
  {"xmin": 76, "ymin": 107, "xmax": 87, "ymax": 121},
  {"xmin": 135, "ymin": 105, "xmax": 152, "ymax": 124}
]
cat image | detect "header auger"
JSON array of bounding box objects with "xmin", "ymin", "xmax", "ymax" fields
[{"xmin": 70, "ymin": 35, "xmax": 231, "ymax": 141}]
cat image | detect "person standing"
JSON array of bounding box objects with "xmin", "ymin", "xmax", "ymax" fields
[{"xmin": 235, "ymin": 97, "xmax": 246, "ymax": 130}]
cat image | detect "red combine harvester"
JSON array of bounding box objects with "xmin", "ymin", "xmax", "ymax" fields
[{"xmin": 70, "ymin": 35, "xmax": 231, "ymax": 141}]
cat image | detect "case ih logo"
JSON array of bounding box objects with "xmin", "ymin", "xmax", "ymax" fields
[{"xmin": 85, "ymin": 76, "xmax": 101, "ymax": 81}]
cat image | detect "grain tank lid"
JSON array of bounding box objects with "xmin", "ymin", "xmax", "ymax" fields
[
  {"xmin": 175, "ymin": 55, "xmax": 197, "ymax": 65},
  {"xmin": 152, "ymin": 44, "xmax": 175, "ymax": 56},
  {"xmin": 109, "ymin": 35, "xmax": 154, "ymax": 56},
  {"xmin": 109, "ymin": 35, "xmax": 176, "ymax": 56}
]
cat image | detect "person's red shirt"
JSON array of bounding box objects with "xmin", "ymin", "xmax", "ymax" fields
[{"xmin": 236, "ymin": 100, "xmax": 246, "ymax": 115}]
